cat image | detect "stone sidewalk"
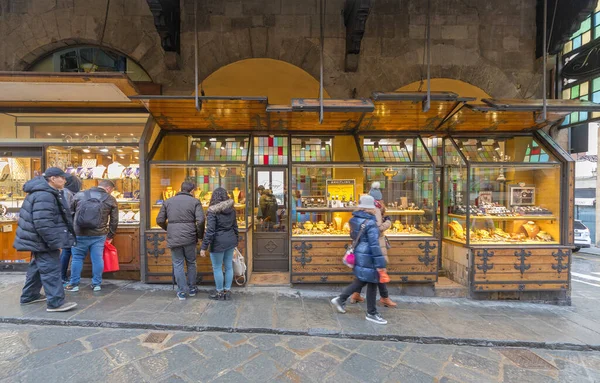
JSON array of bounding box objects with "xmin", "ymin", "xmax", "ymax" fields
[
  {"xmin": 1, "ymin": 274, "xmax": 600, "ymax": 351},
  {"xmin": 2, "ymin": 323, "xmax": 600, "ymax": 383}
]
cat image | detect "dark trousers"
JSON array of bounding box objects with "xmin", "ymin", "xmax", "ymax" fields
[
  {"xmin": 340, "ymin": 278, "xmax": 378, "ymax": 315},
  {"xmin": 351, "ymin": 282, "xmax": 389, "ymax": 298},
  {"xmin": 60, "ymin": 247, "xmax": 72, "ymax": 283},
  {"xmin": 171, "ymin": 243, "xmax": 197, "ymax": 294},
  {"xmin": 20, "ymin": 250, "xmax": 65, "ymax": 309}
]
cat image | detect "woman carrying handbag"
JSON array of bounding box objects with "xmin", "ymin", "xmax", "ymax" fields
[{"xmin": 200, "ymin": 187, "xmax": 238, "ymax": 300}]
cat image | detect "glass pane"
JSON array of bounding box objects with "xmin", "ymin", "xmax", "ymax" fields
[
  {"xmin": 581, "ymin": 111, "xmax": 589, "ymax": 121},
  {"xmin": 581, "ymin": 81, "xmax": 589, "ymax": 96},
  {"xmin": 572, "ymin": 16, "xmax": 591, "ymax": 38},
  {"xmin": 189, "ymin": 137, "xmax": 248, "ymax": 162},
  {"xmin": 253, "ymin": 136, "xmax": 288, "ymax": 165},
  {"xmin": 563, "ymin": 40, "xmax": 573, "ymax": 54},
  {"xmin": 425, "ymin": 136, "xmax": 444, "ymax": 165},
  {"xmin": 255, "ymin": 169, "xmax": 286, "ymax": 232},
  {"xmin": 574, "ymin": 35, "xmax": 582, "ymax": 49},
  {"xmin": 562, "ymin": 88, "xmax": 571, "ymax": 99},
  {"xmin": 593, "ymin": 111, "xmax": 600, "ymax": 119},
  {"xmin": 291, "ymin": 137, "xmax": 332, "ymax": 162},
  {"xmin": 362, "ymin": 137, "xmax": 430, "ymax": 163},
  {"xmin": 595, "ymin": 12, "xmax": 600, "ymax": 25},
  {"xmin": 593, "ymin": 91, "xmax": 600, "ymax": 103},
  {"xmin": 149, "ymin": 164, "xmax": 247, "ymax": 230},
  {"xmin": 583, "ymin": 30, "xmax": 592, "ymax": 45},
  {"xmin": 444, "ymin": 139, "xmax": 467, "ymax": 242},
  {"xmin": 572, "ymin": 111, "xmax": 580, "ymax": 123},
  {"xmin": 462, "ymin": 165, "xmax": 562, "ymax": 245},
  {"xmin": 571, "ymin": 84, "xmax": 580, "ymax": 98},
  {"xmin": 454, "ymin": 137, "xmax": 557, "ymax": 163},
  {"xmin": 596, "ymin": 26, "xmax": 600, "ymax": 39},
  {"xmin": 581, "ymin": 94, "xmax": 589, "ymax": 101},
  {"xmin": 562, "ymin": 114, "xmax": 571, "ymax": 125},
  {"xmin": 291, "ymin": 165, "xmax": 436, "ymax": 238}
]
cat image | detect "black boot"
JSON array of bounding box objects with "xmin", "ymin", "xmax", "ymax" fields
[
  {"xmin": 209, "ymin": 290, "xmax": 223, "ymax": 300},
  {"xmin": 223, "ymin": 290, "xmax": 232, "ymax": 300}
]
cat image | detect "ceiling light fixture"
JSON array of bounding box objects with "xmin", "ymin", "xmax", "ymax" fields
[
  {"xmin": 374, "ymin": 140, "xmax": 380, "ymax": 151},
  {"xmin": 220, "ymin": 139, "xmax": 226, "ymax": 151},
  {"xmin": 133, "ymin": 149, "xmax": 139, "ymax": 153},
  {"xmin": 82, "ymin": 147, "xmax": 91, "ymax": 153},
  {"xmin": 476, "ymin": 140, "xmax": 483, "ymax": 151},
  {"xmin": 399, "ymin": 139, "xmax": 407, "ymax": 150},
  {"xmin": 493, "ymin": 141, "xmax": 500, "ymax": 151},
  {"xmin": 320, "ymin": 140, "xmax": 326, "ymax": 151},
  {"xmin": 204, "ymin": 141, "xmax": 211, "ymax": 150},
  {"xmin": 301, "ymin": 140, "xmax": 307, "ymax": 150},
  {"xmin": 100, "ymin": 147, "xmax": 109, "ymax": 153},
  {"xmin": 239, "ymin": 139, "xmax": 245, "ymax": 150}
]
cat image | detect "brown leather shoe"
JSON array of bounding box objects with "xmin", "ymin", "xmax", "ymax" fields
[
  {"xmin": 349, "ymin": 292, "xmax": 364, "ymax": 303},
  {"xmin": 379, "ymin": 297, "xmax": 397, "ymax": 307}
]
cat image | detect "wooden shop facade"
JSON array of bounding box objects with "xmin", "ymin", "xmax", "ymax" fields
[{"xmin": 1, "ymin": 72, "xmax": 598, "ymax": 301}]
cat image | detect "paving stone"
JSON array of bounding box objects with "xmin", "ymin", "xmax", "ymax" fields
[
  {"xmin": 442, "ymin": 362, "xmax": 498, "ymax": 383},
  {"xmin": 502, "ymin": 365, "xmax": 558, "ymax": 383},
  {"xmin": 27, "ymin": 327, "xmax": 99, "ymax": 350},
  {"xmin": 197, "ymin": 300, "xmax": 238, "ymax": 327},
  {"xmin": 211, "ymin": 343, "xmax": 260, "ymax": 367},
  {"xmin": 0, "ymin": 336, "xmax": 29, "ymax": 361},
  {"xmin": 236, "ymin": 294, "xmax": 275, "ymax": 328},
  {"xmin": 106, "ymin": 338, "xmax": 153, "ymax": 365},
  {"xmin": 262, "ymin": 346, "xmax": 298, "ymax": 369},
  {"xmin": 164, "ymin": 298, "xmax": 210, "ymax": 315},
  {"xmin": 382, "ymin": 340, "xmax": 409, "ymax": 353},
  {"xmin": 237, "ymin": 353, "xmax": 284, "ymax": 382},
  {"xmin": 555, "ymin": 360, "xmax": 594, "ymax": 382},
  {"xmin": 21, "ymin": 339, "xmax": 86, "ymax": 367},
  {"xmin": 579, "ymin": 353, "xmax": 600, "ymax": 371},
  {"xmin": 285, "ymin": 336, "xmax": 327, "ymax": 356},
  {"xmin": 18, "ymin": 349, "xmax": 114, "ymax": 383},
  {"xmin": 338, "ymin": 352, "xmax": 391, "ymax": 383},
  {"xmin": 400, "ymin": 348, "xmax": 445, "ymax": 377},
  {"xmin": 384, "ymin": 363, "xmax": 436, "ymax": 383},
  {"xmin": 105, "ymin": 364, "xmax": 148, "ymax": 383},
  {"xmin": 460, "ymin": 346, "xmax": 503, "ymax": 362},
  {"xmin": 274, "ymin": 295, "xmax": 308, "ymax": 330},
  {"xmin": 295, "ymin": 351, "xmax": 340, "ymax": 382},
  {"xmin": 324, "ymin": 368, "xmax": 364, "ymax": 383},
  {"xmin": 410, "ymin": 343, "xmax": 455, "ymax": 361},
  {"xmin": 218, "ymin": 332, "xmax": 249, "ymax": 346},
  {"xmin": 320, "ymin": 343, "xmax": 350, "ymax": 360},
  {"xmin": 274, "ymin": 369, "xmax": 318, "ymax": 383},
  {"xmin": 303, "ymin": 299, "xmax": 341, "ymax": 331},
  {"xmin": 357, "ymin": 341, "xmax": 403, "ymax": 367},
  {"xmin": 248, "ymin": 334, "xmax": 282, "ymax": 350},
  {"xmin": 158, "ymin": 374, "xmax": 188, "ymax": 383},
  {"xmin": 183, "ymin": 354, "xmax": 231, "ymax": 381},
  {"xmin": 450, "ymin": 349, "xmax": 500, "ymax": 377},
  {"xmin": 190, "ymin": 335, "xmax": 230, "ymax": 357},
  {"xmin": 164, "ymin": 333, "xmax": 198, "ymax": 348},
  {"xmin": 137, "ymin": 344, "xmax": 202, "ymax": 379},
  {"xmin": 0, "ymin": 360, "xmax": 23, "ymax": 381},
  {"xmin": 331, "ymin": 338, "xmax": 364, "ymax": 351},
  {"xmin": 85, "ymin": 329, "xmax": 145, "ymax": 350},
  {"xmin": 211, "ymin": 370, "xmax": 247, "ymax": 383}
]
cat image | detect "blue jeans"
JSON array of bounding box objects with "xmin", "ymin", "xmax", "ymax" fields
[
  {"xmin": 210, "ymin": 248, "xmax": 234, "ymax": 292},
  {"xmin": 69, "ymin": 235, "xmax": 106, "ymax": 286},
  {"xmin": 60, "ymin": 247, "xmax": 72, "ymax": 283}
]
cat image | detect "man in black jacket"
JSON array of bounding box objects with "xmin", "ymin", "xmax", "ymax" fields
[
  {"xmin": 156, "ymin": 181, "xmax": 205, "ymax": 300},
  {"xmin": 14, "ymin": 167, "xmax": 78, "ymax": 312},
  {"xmin": 66, "ymin": 180, "xmax": 119, "ymax": 292}
]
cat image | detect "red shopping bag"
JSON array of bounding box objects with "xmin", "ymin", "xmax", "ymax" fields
[{"xmin": 103, "ymin": 240, "xmax": 120, "ymax": 273}]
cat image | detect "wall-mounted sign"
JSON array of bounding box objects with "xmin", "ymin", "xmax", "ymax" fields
[{"xmin": 562, "ymin": 43, "xmax": 600, "ymax": 79}]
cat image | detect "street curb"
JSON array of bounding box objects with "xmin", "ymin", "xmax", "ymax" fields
[{"xmin": 1, "ymin": 316, "xmax": 599, "ymax": 352}]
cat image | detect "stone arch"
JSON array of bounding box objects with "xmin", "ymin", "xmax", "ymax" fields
[
  {"xmin": 24, "ymin": 41, "xmax": 154, "ymax": 82},
  {"xmin": 0, "ymin": 2, "xmax": 168, "ymax": 84},
  {"xmin": 395, "ymin": 78, "xmax": 491, "ymax": 101},
  {"xmin": 197, "ymin": 58, "xmax": 331, "ymax": 105}
]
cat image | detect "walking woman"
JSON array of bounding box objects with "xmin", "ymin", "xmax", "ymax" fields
[
  {"xmin": 331, "ymin": 195, "xmax": 388, "ymax": 325},
  {"xmin": 200, "ymin": 187, "xmax": 238, "ymax": 300}
]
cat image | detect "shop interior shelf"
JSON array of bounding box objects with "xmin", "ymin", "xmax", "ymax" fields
[
  {"xmin": 296, "ymin": 207, "xmax": 425, "ymax": 215},
  {"xmin": 447, "ymin": 214, "xmax": 556, "ymax": 221}
]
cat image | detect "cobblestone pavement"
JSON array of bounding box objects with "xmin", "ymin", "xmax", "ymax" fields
[
  {"xmin": 1, "ymin": 272, "xmax": 600, "ymax": 350},
  {"xmin": 1, "ymin": 323, "xmax": 600, "ymax": 383}
]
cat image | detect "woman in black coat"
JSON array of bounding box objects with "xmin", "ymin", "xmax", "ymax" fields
[{"xmin": 200, "ymin": 187, "xmax": 239, "ymax": 300}]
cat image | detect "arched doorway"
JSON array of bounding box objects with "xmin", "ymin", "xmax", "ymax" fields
[{"xmin": 196, "ymin": 58, "xmax": 330, "ymax": 104}]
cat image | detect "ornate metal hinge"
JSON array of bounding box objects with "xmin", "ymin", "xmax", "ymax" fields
[
  {"xmin": 293, "ymin": 241, "xmax": 313, "ymax": 267},
  {"xmin": 514, "ymin": 249, "xmax": 532, "ymax": 275},
  {"xmin": 418, "ymin": 241, "xmax": 436, "ymax": 266},
  {"xmin": 552, "ymin": 249, "xmax": 570, "ymax": 275},
  {"xmin": 476, "ymin": 249, "xmax": 494, "ymax": 275},
  {"xmin": 146, "ymin": 233, "xmax": 166, "ymax": 260},
  {"xmin": 320, "ymin": 276, "xmax": 328, "ymax": 282}
]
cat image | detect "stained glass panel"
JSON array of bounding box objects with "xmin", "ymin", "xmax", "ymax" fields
[
  {"xmin": 253, "ymin": 136, "xmax": 288, "ymax": 165},
  {"xmin": 190, "ymin": 139, "xmax": 248, "ymax": 162},
  {"xmin": 291, "ymin": 138, "xmax": 332, "ymax": 162}
]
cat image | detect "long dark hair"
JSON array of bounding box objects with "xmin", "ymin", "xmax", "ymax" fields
[{"xmin": 209, "ymin": 187, "xmax": 229, "ymax": 206}]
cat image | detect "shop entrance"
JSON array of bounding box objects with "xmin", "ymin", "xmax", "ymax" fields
[{"xmin": 253, "ymin": 168, "xmax": 289, "ymax": 272}]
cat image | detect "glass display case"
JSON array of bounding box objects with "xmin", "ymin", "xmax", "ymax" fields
[
  {"xmin": 290, "ymin": 136, "xmax": 437, "ymax": 238},
  {"xmin": 46, "ymin": 145, "xmax": 141, "ymax": 225},
  {"xmin": 0, "ymin": 149, "xmax": 42, "ymax": 213},
  {"xmin": 148, "ymin": 135, "xmax": 250, "ymax": 229},
  {"xmin": 443, "ymin": 136, "xmax": 562, "ymax": 245}
]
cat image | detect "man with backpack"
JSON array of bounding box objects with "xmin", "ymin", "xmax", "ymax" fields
[{"xmin": 66, "ymin": 180, "xmax": 119, "ymax": 292}]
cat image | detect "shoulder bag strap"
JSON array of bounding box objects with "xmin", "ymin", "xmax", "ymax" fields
[{"xmin": 351, "ymin": 222, "xmax": 367, "ymax": 248}]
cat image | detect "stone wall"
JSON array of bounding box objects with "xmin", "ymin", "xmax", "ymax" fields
[{"xmin": 0, "ymin": 0, "xmax": 542, "ymax": 98}]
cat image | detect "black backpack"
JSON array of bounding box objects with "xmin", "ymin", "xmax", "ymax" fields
[{"xmin": 76, "ymin": 190, "xmax": 109, "ymax": 229}]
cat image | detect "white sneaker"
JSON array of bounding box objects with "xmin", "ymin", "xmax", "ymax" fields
[
  {"xmin": 46, "ymin": 302, "xmax": 77, "ymax": 312},
  {"xmin": 330, "ymin": 297, "xmax": 346, "ymax": 314},
  {"xmin": 366, "ymin": 313, "xmax": 387, "ymax": 325}
]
